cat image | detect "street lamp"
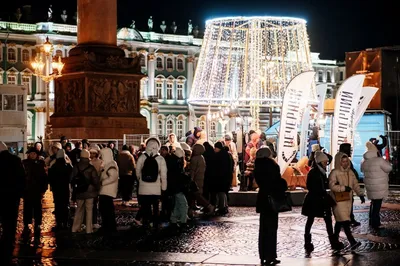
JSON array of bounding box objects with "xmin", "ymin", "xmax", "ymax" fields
[{"xmin": 31, "ymin": 36, "xmax": 64, "ymax": 140}]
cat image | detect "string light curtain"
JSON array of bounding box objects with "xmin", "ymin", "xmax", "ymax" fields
[{"xmin": 189, "ymin": 16, "xmax": 314, "ymax": 123}]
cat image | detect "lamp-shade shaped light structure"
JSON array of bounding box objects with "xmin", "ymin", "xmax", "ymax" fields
[{"xmin": 189, "ymin": 16, "xmax": 315, "ymax": 108}]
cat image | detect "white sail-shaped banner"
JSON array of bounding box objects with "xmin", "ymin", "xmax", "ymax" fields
[
  {"xmin": 316, "ymin": 84, "xmax": 328, "ymax": 121},
  {"xmin": 354, "ymin": 87, "xmax": 379, "ymax": 127},
  {"xmin": 277, "ymin": 71, "xmax": 315, "ymax": 175},
  {"xmin": 331, "ymin": 74, "xmax": 365, "ymax": 158}
]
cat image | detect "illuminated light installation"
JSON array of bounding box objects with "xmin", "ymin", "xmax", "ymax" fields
[{"xmin": 189, "ymin": 16, "xmax": 315, "ymax": 130}]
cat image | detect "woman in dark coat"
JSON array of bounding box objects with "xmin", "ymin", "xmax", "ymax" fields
[
  {"xmin": 202, "ymin": 142, "xmax": 215, "ymax": 201},
  {"xmin": 302, "ymin": 151, "xmax": 342, "ymax": 252},
  {"xmin": 254, "ymin": 147, "xmax": 287, "ymax": 265}
]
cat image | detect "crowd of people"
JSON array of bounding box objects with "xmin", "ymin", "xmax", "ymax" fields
[{"xmin": 0, "ymin": 129, "xmax": 393, "ymax": 266}]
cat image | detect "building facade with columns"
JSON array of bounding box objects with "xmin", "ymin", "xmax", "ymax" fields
[{"xmin": 0, "ymin": 20, "xmax": 344, "ymax": 143}]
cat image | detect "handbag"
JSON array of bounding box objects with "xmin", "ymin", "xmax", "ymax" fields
[
  {"xmin": 267, "ymin": 192, "xmax": 293, "ymax": 213},
  {"xmin": 333, "ymin": 171, "xmax": 351, "ymax": 202}
]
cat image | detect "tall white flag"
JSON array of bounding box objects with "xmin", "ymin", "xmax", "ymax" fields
[
  {"xmin": 277, "ymin": 71, "xmax": 315, "ymax": 175},
  {"xmin": 316, "ymin": 84, "xmax": 328, "ymax": 120},
  {"xmin": 331, "ymin": 75, "xmax": 365, "ymax": 158},
  {"xmin": 354, "ymin": 87, "xmax": 379, "ymax": 127}
]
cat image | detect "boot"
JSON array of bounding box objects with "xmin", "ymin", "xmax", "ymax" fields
[
  {"xmin": 329, "ymin": 235, "xmax": 344, "ymax": 250},
  {"xmin": 304, "ymin": 234, "xmax": 314, "ymax": 252}
]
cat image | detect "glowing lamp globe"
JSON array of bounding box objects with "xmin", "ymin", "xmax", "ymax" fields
[{"xmin": 189, "ymin": 16, "xmax": 314, "ymax": 109}]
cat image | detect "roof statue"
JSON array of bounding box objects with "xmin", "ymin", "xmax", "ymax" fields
[{"xmin": 148, "ymin": 16, "xmax": 153, "ymax": 31}]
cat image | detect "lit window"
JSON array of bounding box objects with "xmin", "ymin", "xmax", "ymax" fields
[
  {"xmin": 177, "ymin": 59, "xmax": 184, "ymax": 71},
  {"xmin": 7, "ymin": 75, "xmax": 16, "ymax": 84},
  {"xmin": 22, "ymin": 76, "xmax": 31, "ymax": 95},
  {"xmin": 176, "ymin": 120, "xmax": 184, "ymax": 139},
  {"xmin": 199, "ymin": 121, "xmax": 206, "ymax": 130},
  {"xmin": 8, "ymin": 48, "xmax": 16, "ymax": 62},
  {"xmin": 326, "ymin": 71, "xmax": 332, "ymax": 83},
  {"xmin": 156, "ymin": 57, "xmax": 163, "ymax": 69},
  {"xmin": 140, "ymin": 54, "xmax": 146, "ymax": 67},
  {"xmin": 156, "ymin": 82, "xmax": 163, "ymax": 99},
  {"xmin": 167, "ymin": 58, "xmax": 173, "ymax": 70},
  {"xmin": 157, "ymin": 119, "xmax": 163, "ymax": 135},
  {"xmin": 55, "ymin": 50, "xmax": 63, "ymax": 57},
  {"xmin": 166, "ymin": 83, "xmax": 173, "ymax": 99},
  {"xmin": 166, "ymin": 120, "xmax": 173, "ymax": 135},
  {"xmin": 22, "ymin": 49, "xmax": 30, "ymax": 62},
  {"xmin": 210, "ymin": 121, "xmax": 216, "ymax": 138},
  {"xmin": 318, "ymin": 71, "xmax": 323, "ymax": 82},
  {"xmin": 177, "ymin": 84, "xmax": 184, "ymax": 100}
]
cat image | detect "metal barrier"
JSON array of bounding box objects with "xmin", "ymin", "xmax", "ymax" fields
[{"xmin": 123, "ymin": 134, "xmax": 169, "ymax": 148}]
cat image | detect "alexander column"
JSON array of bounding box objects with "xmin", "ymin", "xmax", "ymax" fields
[{"xmin": 51, "ymin": 0, "xmax": 148, "ymax": 139}]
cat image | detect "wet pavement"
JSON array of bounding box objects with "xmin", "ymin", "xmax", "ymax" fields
[{"xmin": 9, "ymin": 190, "xmax": 400, "ymax": 265}]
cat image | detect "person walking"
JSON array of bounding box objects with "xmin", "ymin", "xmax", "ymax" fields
[
  {"xmin": 362, "ymin": 142, "xmax": 392, "ymax": 229},
  {"xmin": 98, "ymin": 148, "xmax": 119, "ymax": 234},
  {"xmin": 329, "ymin": 153, "xmax": 365, "ymax": 250},
  {"xmin": 254, "ymin": 147, "xmax": 287, "ymax": 265},
  {"xmin": 0, "ymin": 142, "xmax": 25, "ymax": 265},
  {"xmin": 136, "ymin": 138, "xmax": 167, "ymax": 229},
  {"xmin": 117, "ymin": 145, "xmax": 136, "ymax": 206},
  {"xmin": 302, "ymin": 151, "xmax": 342, "ymax": 252},
  {"xmin": 48, "ymin": 149, "xmax": 73, "ymax": 231},
  {"xmin": 71, "ymin": 149, "xmax": 100, "ymax": 234}
]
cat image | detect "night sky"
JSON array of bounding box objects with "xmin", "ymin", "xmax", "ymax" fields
[{"xmin": 2, "ymin": 0, "xmax": 398, "ymax": 60}]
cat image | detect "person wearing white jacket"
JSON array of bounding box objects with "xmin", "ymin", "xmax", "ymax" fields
[
  {"xmin": 136, "ymin": 137, "xmax": 167, "ymax": 228},
  {"xmin": 361, "ymin": 142, "xmax": 392, "ymax": 229},
  {"xmin": 99, "ymin": 148, "xmax": 119, "ymax": 233}
]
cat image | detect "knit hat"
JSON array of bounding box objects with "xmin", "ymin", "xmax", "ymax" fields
[
  {"xmin": 180, "ymin": 142, "xmax": 191, "ymax": 151},
  {"xmin": 26, "ymin": 147, "xmax": 39, "ymax": 155},
  {"xmin": 53, "ymin": 142, "xmax": 62, "ymax": 150},
  {"xmin": 315, "ymin": 151, "xmax": 329, "ymax": 163},
  {"xmin": 174, "ymin": 147, "xmax": 185, "ymax": 158},
  {"xmin": 80, "ymin": 149, "xmax": 90, "ymax": 159},
  {"xmin": 366, "ymin": 141, "xmax": 378, "ymax": 152},
  {"xmin": 0, "ymin": 142, "xmax": 7, "ymax": 152},
  {"xmin": 312, "ymin": 144, "xmax": 321, "ymax": 152},
  {"xmin": 214, "ymin": 141, "xmax": 224, "ymax": 150},
  {"xmin": 224, "ymin": 134, "xmax": 232, "ymax": 141},
  {"xmin": 56, "ymin": 149, "xmax": 66, "ymax": 159},
  {"xmin": 256, "ymin": 147, "xmax": 272, "ymax": 159}
]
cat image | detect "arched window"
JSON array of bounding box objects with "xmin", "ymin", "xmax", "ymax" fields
[
  {"xmin": 318, "ymin": 71, "xmax": 323, "ymax": 82},
  {"xmin": 22, "ymin": 49, "xmax": 30, "ymax": 62},
  {"xmin": 22, "ymin": 75, "xmax": 32, "ymax": 95},
  {"xmin": 166, "ymin": 83, "xmax": 173, "ymax": 99},
  {"xmin": 177, "ymin": 58, "xmax": 184, "ymax": 71},
  {"xmin": 176, "ymin": 120, "xmax": 184, "ymax": 139},
  {"xmin": 8, "ymin": 48, "xmax": 16, "ymax": 62},
  {"xmin": 199, "ymin": 121, "xmax": 206, "ymax": 130},
  {"xmin": 157, "ymin": 119, "xmax": 163, "ymax": 135},
  {"xmin": 166, "ymin": 120, "xmax": 173, "ymax": 135},
  {"xmin": 156, "ymin": 57, "xmax": 163, "ymax": 69},
  {"xmin": 177, "ymin": 83, "xmax": 184, "ymax": 100},
  {"xmin": 167, "ymin": 58, "xmax": 173, "ymax": 70},
  {"xmin": 55, "ymin": 49, "xmax": 63, "ymax": 58},
  {"xmin": 210, "ymin": 121, "xmax": 217, "ymax": 138},
  {"xmin": 156, "ymin": 82, "xmax": 163, "ymax": 99},
  {"xmin": 326, "ymin": 71, "xmax": 332, "ymax": 83}
]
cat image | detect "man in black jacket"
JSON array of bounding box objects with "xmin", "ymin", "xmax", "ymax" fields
[
  {"xmin": 0, "ymin": 142, "xmax": 25, "ymax": 265},
  {"xmin": 339, "ymin": 143, "xmax": 361, "ymax": 226}
]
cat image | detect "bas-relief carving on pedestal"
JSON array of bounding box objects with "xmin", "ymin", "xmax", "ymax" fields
[
  {"xmin": 55, "ymin": 78, "xmax": 85, "ymax": 113},
  {"xmin": 87, "ymin": 78, "xmax": 139, "ymax": 114}
]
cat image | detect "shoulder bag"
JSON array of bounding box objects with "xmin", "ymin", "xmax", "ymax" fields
[
  {"xmin": 333, "ymin": 171, "xmax": 351, "ymax": 202},
  {"xmin": 268, "ymin": 192, "xmax": 293, "ymax": 213}
]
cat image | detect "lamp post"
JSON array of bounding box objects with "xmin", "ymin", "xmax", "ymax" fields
[{"xmin": 31, "ymin": 36, "xmax": 64, "ymax": 140}]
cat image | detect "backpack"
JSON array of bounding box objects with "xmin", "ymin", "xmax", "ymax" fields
[
  {"xmin": 72, "ymin": 166, "xmax": 91, "ymax": 193},
  {"xmin": 141, "ymin": 153, "xmax": 159, "ymax": 182}
]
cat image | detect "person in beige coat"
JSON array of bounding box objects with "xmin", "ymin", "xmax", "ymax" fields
[{"xmin": 329, "ymin": 153, "xmax": 365, "ymax": 250}]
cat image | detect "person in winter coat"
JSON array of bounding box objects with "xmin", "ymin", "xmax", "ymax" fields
[
  {"xmin": 108, "ymin": 141, "xmax": 119, "ymax": 161},
  {"xmin": 370, "ymin": 135, "xmax": 388, "ymax": 156},
  {"xmin": 224, "ymin": 134, "xmax": 239, "ymax": 188},
  {"xmin": 136, "ymin": 138, "xmax": 167, "ymax": 229},
  {"xmin": 186, "ymin": 127, "xmax": 202, "ymax": 148},
  {"xmin": 71, "ymin": 149, "xmax": 100, "ymax": 234},
  {"xmin": 69, "ymin": 141, "xmax": 83, "ymax": 166},
  {"xmin": 329, "ymin": 153, "xmax": 365, "ymax": 250},
  {"xmin": 49, "ymin": 149, "xmax": 73, "ymax": 231},
  {"xmin": 166, "ymin": 133, "xmax": 182, "ymax": 150},
  {"xmin": 308, "ymin": 144, "xmax": 333, "ymax": 168},
  {"xmin": 98, "ymin": 148, "xmax": 119, "ymax": 233},
  {"xmin": 202, "ymin": 142, "xmax": 215, "ymax": 200},
  {"xmin": 22, "ymin": 147, "xmax": 48, "ymax": 236},
  {"xmin": 302, "ymin": 151, "xmax": 342, "ymax": 252},
  {"xmin": 117, "ymin": 145, "xmax": 136, "ymax": 206},
  {"xmin": 89, "ymin": 146, "xmax": 104, "ymax": 229},
  {"xmin": 361, "ymin": 142, "xmax": 392, "ymax": 229},
  {"xmin": 254, "ymin": 147, "xmax": 287, "ymax": 265},
  {"xmin": 338, "ymin": 143, "xmax": 360, "ymax": 226},
  {"xmin": 0, "ymin": 142, "xmax": 25, "ymax": 265},
  {"xmin": 45, "ymin": 142, "xmax": 71, "ymax": 168},
  {"xmin": 34, "ymin": 141, "xmax": 47, "ymax": 160},
  {"xmin": 245, "ymin": 147, "xmax": 257, "ymax": 191}
]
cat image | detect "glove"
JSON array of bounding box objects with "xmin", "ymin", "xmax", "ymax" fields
[
  {"xmin": 345, "ymin": 186, "xmax": 352, "ymax": 192},
  {"xmin": 360, "ymin": 196, "xmax": 366, "ymax": 204}
]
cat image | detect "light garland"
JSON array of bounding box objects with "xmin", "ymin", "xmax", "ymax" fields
[{"xmin": 189, "ymin": 16, "xmax": 314, "ymax": 130}]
